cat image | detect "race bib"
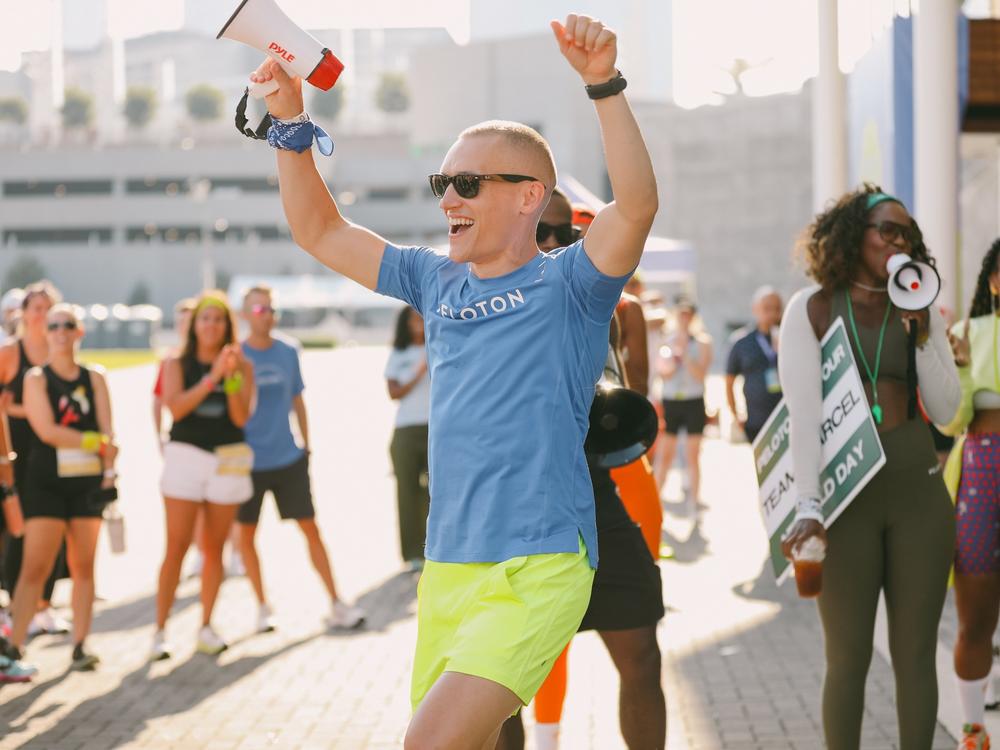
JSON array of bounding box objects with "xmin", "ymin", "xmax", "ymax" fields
[
  {"xmin": 765, "ymin": 367, "xmax": 781, "ymax": 394},
  {"xmin": 57, "ymin": 448, "xmax": 102, "ymax": 478},
  {"xmin": 215, "ymin": 443, "xmax": 253, "ymax": 476}
]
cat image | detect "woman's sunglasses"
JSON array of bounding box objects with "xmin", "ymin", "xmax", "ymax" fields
[
  {"xmin": 866, "ymin": 220, "xmax": 922, "ymax": 248},
  {"xmin": 47, "ymin": 321, "xmax": 77, "ymax": 332},
  {"xmin": 251, "ymin": 304, "xmax": 276, "ymax": 316},
  {"xmin": 428, "ymin": 173, "xmax": 539, "ymax": 200},
  {"xmin": 536, "ymin": 222, "xmax": 580, "ymax": 246}
]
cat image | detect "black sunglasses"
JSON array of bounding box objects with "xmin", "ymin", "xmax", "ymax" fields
[
  {"xmin": 47, "ymin": 321, "xmax": 77, "ymax": 332},
  {"xmin": 536, "ymin": 222, "xmax": 580, "ymax": 246},
  {"xmin": 866, "ymin": 220, "xmax": 921, "ymax": 247},
  {"xmin": 428, "ymin": 173, "xmax": 539, "ymax": 199}
]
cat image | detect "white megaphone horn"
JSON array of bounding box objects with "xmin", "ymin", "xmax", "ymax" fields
[
  {"xmin": 886, "ymin": 253, "xmax": 941, "ymax": 311},
  {"xmin": 218, "ymin": 0, "xmax": 344, "ymax": 99}
]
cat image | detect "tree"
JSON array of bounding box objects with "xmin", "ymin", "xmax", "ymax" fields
[
  {"xmin": 62, "ymin": 88, "xmax": 94, "ymax": 129},
  {"xmin": 185, "ymin": 84, "xmax": 225, "ymax": 122},
  {"xmin": 127, "ymin": 281, "xmax": 152, "ymax": 305},
  {"xmin": 123, "ymin": 86, "xmax": 157, "ymax": 129},
  {"xmin": 375, "ymin": 73, "xmax": 410, "ymax": 114},
  {"xmin": 3, "ymin": 255, "xmax": 48, "ymax": 291},
  {"xmin": 0, "ymin": 97, "xmax": 28, "ymax": 125},
  {"xmin": 311, "ymin": 85, "xmax": 345, "ymax": 122}
]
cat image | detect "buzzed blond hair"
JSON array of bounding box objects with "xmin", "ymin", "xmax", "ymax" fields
[{"xmin": 459, "ymin": 120, "xmax": 557, "ymax": 190}]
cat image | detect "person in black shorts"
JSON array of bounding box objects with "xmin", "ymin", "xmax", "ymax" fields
[
  {"xmin": 0, "ymin": 282, "xmax": 71, "ymax": 637},
  {"xmin": 7, "ymin": 303, "xmax": 118, "ymax": 673},
  {"xmin": 497, "ymin": 191, "xmax": 665, "ymax": 750},
  {"xmin": 654, "ymin": 297, "xmax": 713, "ymax": 502},
  {"xmin": 237, "ymin": 286, "xmax": 364, "ymax": 633}
]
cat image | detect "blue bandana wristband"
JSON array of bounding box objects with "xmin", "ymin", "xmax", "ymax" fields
[{"xmin": 267, "ymin": 120, "xmax": 334, "ymax": 157}]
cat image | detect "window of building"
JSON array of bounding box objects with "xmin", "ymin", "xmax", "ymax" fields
[
  {"xmin": 368, "ymin": 187, "xmax": 410, "ymax": 201},
  {"xmin": 2, "ymin": 228, "xmax": 113, "ymax": 245},
  {"xmin": 2, "ymin": 180, "xmax": 113, "ymax": 197},
  {"xmin": 125, "ymin": 178, "xmax": 190, "ymax": 195},
  {"xmin": 126, "ymin": 226, "xmax": 203, "ymax": 243},
  {"xmin": 207, "ymin": 176, "xmax": 280, "ymax": 193}
]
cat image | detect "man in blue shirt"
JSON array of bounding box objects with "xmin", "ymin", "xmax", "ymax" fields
[
  {"xmin": 725, "ymin": 286, "xmax": 784, "ymax": 442},
  {"xmin": 251, "ymin": 13, "xmax": 658, "ymax": 747},
  {"xmin": 238, "ymin": 285, "xmax": 364, "ymax": 632}
]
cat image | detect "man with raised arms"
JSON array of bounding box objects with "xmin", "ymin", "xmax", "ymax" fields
[{"xmin": 250, "ymin": 13, "xmax": 657, "ymax": 749}]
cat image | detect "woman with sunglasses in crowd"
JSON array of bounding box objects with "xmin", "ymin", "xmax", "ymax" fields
[
  {"xmin": 779, "ymin": 185, "xmax": 960, "ymax": 750},
  {"xmin": 939, "ymin": 238, "xmax": 1000, "ymax": 750},
  {"xmin": 152, "ymin": 291, "xmax": 255, "ymax": 660},
  {"xmin": 7, "ymin": 303, "xmax": 117, "ymax": 674},
  {"xmin": 653, "ymin": 297, "xmax": 712, "ymax": 505},
  {"xmin": 0, "ymin": 282, "xmax": 72, "ymax": 639},
  {"xmin": 385, "ymin": 305, "xmax": 431, "ymax": 572}
]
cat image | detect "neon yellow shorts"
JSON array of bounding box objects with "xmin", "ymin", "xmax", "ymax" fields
[{"xmin": 410, "ymin": 537, "xmax": 594, "ymax": 711}]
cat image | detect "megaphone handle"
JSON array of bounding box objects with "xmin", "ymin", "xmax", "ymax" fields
[{"xmin": 248, "ymin": 78, "xmax": 280, "ymax": 99}]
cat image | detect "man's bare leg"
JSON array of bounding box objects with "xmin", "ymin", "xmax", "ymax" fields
[{"xmin": 405, "ymin": 671, "xmax": 521, "ymax": 750}]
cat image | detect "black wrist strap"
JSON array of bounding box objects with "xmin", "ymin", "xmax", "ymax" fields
[
  {"xmin": 235, "ymin": 88, "xmax": 272, "ymax": 141},
  {"xmin": 585, "ymin": 70, "xmax": 627, "ymax": 100}
]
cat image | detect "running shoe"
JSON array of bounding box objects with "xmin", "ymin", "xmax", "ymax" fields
[
  {"xmin": 71, "ymin": 643, "xmax": 99, "ymax": 671},
  {"xmin": 28, "ymin": 608, "xmax": 70, "ymax": 636},
  {"xmin": 149, "ymin": 630, "xmax": 171, "ymax": 661},
  {"xmin": 959, "ymin": 723, "xmax": 991, "ymax": 750},
  {"xmin": 196, "ymin": 625, "xmax": 228, "ymax": 655},
  {"xmin": 227, "ymin": 550, "xmax": 245, "ymax": 577},
  {"xmin": 0, "ymin": 654, "xmax": 36, "ymax": 683},
  {"xmin": 256, "ymin": 604, "xmax": 276, "ymax": 634},
  {"xmin": 326, "ymin": 601, "xmax": 365, "ymax": 630}
]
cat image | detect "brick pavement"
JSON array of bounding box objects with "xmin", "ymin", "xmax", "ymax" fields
[{"xmin": 0, "ymin": 356, "xmax": 958, "ymax": 748}]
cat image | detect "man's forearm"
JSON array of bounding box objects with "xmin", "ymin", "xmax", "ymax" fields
[
  {"xmin": 276, "ymin": 149, "xmax": 345, "ymax": 251},
  {"xmin": 592, "ymin": 92, "xmax": 658, "ymax": 223}
]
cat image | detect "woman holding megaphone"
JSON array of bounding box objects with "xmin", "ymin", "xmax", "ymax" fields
[
  {"xmin": 779, "ymin": 185, "xmax": 960, "ymax": 750},
  {"xmin": 939, "ymin": 238, "xmax": 1000, "ymax": 750}
]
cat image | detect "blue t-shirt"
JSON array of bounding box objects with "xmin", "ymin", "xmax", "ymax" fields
[
  {"xmin": 725, "ymin": 327, "xmax": 782, "ymax": 432},
  {"xmin": 376, "ymin": 240, "xmax": 629, "ymax": 568},
  {"xmin": 241, "ymin": 335, "xmax": 306, "ymax": 471}
]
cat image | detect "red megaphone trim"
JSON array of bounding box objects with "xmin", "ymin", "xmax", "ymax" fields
[{"xmin": 306, "ymin": 49, "xmax": 344, "ymax": 91}]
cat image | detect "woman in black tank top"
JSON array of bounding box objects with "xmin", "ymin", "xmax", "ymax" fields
[
  {"xmin": 7, "ymin": 303, "xmax": 117, "ymax": 674},
  {"xmin": 0, "ymin": 282, "xmax": 71, "ymax": 640},
  {"xmin": 153, "ymin": 292, "xmax": 254, "ymax": 659}
]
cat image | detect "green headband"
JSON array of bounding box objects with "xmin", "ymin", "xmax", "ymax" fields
[
  {"xmin": 195, "ymin": 296, "xmax": 228, "ymax": 315},
  {"xmin": 865, "ymin": 192, "xmax": 903, "ymax": 212}
]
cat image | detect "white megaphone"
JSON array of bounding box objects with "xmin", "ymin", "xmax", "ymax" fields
[
  {"xmin": 886, "ymin": 253, "xmax": 941, "ymax": 311},
  {"xmin": 218, "ymin": 0, "xmax": 344, "ymax": 99}
]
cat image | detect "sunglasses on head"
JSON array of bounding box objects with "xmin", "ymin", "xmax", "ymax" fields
[
  {"xmin": 428, "ymin": 173, "xmax": 539, "ymax": 200},
  {"xmin": 47, "ymin": 321, "xmax": 77, "ymax": 332},
  {"xmin": 251, "ymin": 304, "xmax": 276, "ymax": 316},
  {"xmin": 866, "ymin": 220, "xmax": 921, "ymax": 248},
  {"xmin": 536, "ymin": 222, "xmax": 580, "ymax": 246}
]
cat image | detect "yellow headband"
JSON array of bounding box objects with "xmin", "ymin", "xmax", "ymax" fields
[{"xmin": 195, "ymin": 296, "xmax": 229, "ymax": 315}]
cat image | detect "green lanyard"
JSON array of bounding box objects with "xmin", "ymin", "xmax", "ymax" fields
[{"xmin": 845, "ymin": 291, "xmax": 892, "ymax": 425}]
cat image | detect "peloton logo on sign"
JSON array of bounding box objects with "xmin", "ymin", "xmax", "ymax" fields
[
  {"xmin": 436, "ymin": 288, "xmax": 526, "ymax": 321},
  {"xmin": 268, "ymin": 41, "xmax": 295, "ymax": 63}
]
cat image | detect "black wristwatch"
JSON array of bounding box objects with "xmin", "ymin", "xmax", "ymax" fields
[{"xmin": 585, "ymin": 70, "xmax": 627, "ymax": 100}]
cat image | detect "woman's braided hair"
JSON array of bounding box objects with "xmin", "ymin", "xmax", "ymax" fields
[
  {"xmin": 968, "ymin": 238, "xmax": 1000, "ymax": 318},
  {"xmin": 798, "ymin": 182, "xmax": 935, "ymax": 290}
]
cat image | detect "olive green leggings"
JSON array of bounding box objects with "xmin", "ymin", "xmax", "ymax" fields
[{"xmin": 817, "ymin": 419, "xmax": 954, "ymax": 750}]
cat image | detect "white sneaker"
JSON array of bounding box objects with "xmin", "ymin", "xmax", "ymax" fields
[
  {"xmin": 196, "ymin": 625, "xmax": 228, "ymax": 655},
  {"xmin": 29, "ymin": 608, "xmax": 70, "ymax": 636},
  {"xmin": 256, "ymin": 604, "xmax": 276, "ymax": 633},
  {"xmin": 150, "ymin": 630, "xmax": 171, "ymax": 661},
  {"xmin": 535, "ymin": 722, "xmax": 560, "ymax": 750},
  {"xmin": 326, "ymin": 600, "xmax": 365, "ymax": 630},
  {"xmin": 227, "ymin": 551, "xmax": 245, "ymax": 577}
]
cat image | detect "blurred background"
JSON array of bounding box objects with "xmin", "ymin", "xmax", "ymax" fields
[{"xmin": 0, "ymin": 0, "xmax": 997, "ymax": 353}]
